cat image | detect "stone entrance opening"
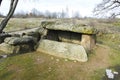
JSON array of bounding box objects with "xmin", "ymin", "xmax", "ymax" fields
[
  {"xmin": 46, "ymin": 30, "xmax": 82, "ymax": 45},
  {"xmin": 40, "ymin": 20, "xmax": 97, "ymax": 52}
]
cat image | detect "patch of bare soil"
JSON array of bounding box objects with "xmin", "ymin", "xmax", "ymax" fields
[
  {"xmin": 55, "ymin": 44, "xmax": 111, "ymax": 80},
  {"xmin": 35, "ymin": 44, "xmax": 111, "ymax": 80},
  {"xmin": 0, "ymin": 43, "xmax": 111, "ymax": 80},
  {"xmin": 87, "ymin": 44, "xmax": 111, "ymax": 70}
]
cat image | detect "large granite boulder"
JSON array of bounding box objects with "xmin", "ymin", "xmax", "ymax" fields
[{"xmin": 37, "ymin": 39, "xmax": 88, "ymax": 62}]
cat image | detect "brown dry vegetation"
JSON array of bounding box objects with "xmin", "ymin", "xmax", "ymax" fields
[
  {"xmin": 0, "ymin": 18, "xmax": 120, "ymax": 80},
  {"xmin": 0, "ymin": 44, "xmax": 111, "ymax": 80}
]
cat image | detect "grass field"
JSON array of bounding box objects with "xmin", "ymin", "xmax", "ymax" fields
[{"xmin": 0, "ymin": 18, "xmax": 120, "ymax": 80}]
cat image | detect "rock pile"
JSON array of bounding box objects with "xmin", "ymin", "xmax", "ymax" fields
[
  {"xmin": 0, "ymin": 31, "xmax": 40, "ymax": 54},
  {"xmin": 0, "ymin": 20, "xmax": 97, "ymax": 62}
]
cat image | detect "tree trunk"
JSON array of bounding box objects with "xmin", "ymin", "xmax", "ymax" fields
[
  {"xmin": 0, "ymin": 0, "xmax": 18, "ymax": 33},
  {"xmin": 0, "ymin": 0, "xmax": 2, "ymax": 5}
]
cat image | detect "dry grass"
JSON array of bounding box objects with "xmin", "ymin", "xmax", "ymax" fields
[
  {"xmin": 0, "ymin": 18, "xmax": 120, "ymax": 80},
  {"xmin": 0, "ymin": 18, "xmax": 43, "ymax": 32},
  {"xmin": 0, "ymin": 44, "xmax": 111, "ymax": 80}
]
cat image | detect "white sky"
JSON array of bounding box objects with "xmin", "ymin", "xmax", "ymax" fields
[{"xmin": 0, "ymin": 0, "xmax": 102, "ymax": 17}]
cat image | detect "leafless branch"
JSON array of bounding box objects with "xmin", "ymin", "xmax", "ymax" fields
[
  {"xmin": 0, "ymin": 0, "xmax": 19, "ymax": 33},
  {"xmin": 93, "ymin": 0, "xmax": 120, "ymax": 17}
]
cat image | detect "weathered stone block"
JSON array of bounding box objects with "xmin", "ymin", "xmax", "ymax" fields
[
  {"xmin": 0, "ymin": 36, "xmax": 38, "ymax": 54},
  {"xmin": 0, "ymin": 43, "xmax": 20, "ymax": 54},
  {"xmin": 25, "ymin": 31, "xmax": 40, "ymax": 41},
  {"xmin": 81, "ymin": 34, "xmax": 96, "ymax": 51},
  {"xmin": 4, "ymin": 36, "xmax": 37, "ymax": 46},
  {"xmin": 0, "ymin": 33, "xmax": 11, "ymax": 44},
  {"xmin": 41, "ymin": 21, "xmax": 97, "ymax": 34},
  {"xmin": 37, "ymin": 39, "xmax": 88, "ymax": 62},
  {"xmin": 36, "ymin": 27, "xmax": 48, "ymax": 36},
  {"xmin": 0, "ymin": 42, "xmax": 35, "ymax": 54}
]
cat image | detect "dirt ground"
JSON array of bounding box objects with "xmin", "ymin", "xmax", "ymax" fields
[
  {"xmin": 0, "ymin": 18, "xmax": 120, "ymax": 80},
  {"xmin": 0, "ymin": 44, "xmax": 111, "ymax": 80}
]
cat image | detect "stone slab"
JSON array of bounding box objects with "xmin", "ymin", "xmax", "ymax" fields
[
  {"xmin": 41, "ymin": 21, "xmax": 97, "ymax": 34},
  {"xmin": 0, "ymin": 42, "xmax": 35, "ymax": 54},
  {"xmin": 37, "ymin": 39, "xmax": 88, "ymax": 62},
  {"xmin": 0, "ymin": 43, "xmax": 20, "ymax": 54}
]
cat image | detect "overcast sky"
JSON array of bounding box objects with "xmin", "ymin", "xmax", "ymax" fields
[{"xmin": 0, "ymin": 0, "xmax": 102, "ymax": 17}]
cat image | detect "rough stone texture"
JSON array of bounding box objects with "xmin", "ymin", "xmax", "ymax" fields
[
  {"xmin": 41, "ymin": 21, "xmax": 97, "ymax": 34},
  {"xmin": 0, "ymin": 33, "xmax": 11, "ymax": 44},
  {"xmin": 40, "ymin": 21, "xmax": 97, "ymax": 51},
  {"xmin": 0, "ymin": 43, "xmax": 20, "ymax": 54},
  {"xmin": 42, "ymin": 29, "xmax": 96, "ymax": 51},
  {"xmin": 45, "ymin": 30, "xmax": 81, "ymax": 45},
  {"xmin": 36, "ymin": 27, "xmax": 48, "ymax": 36},
  {"xmin": 4, "ymin": 36, "xmax": 37, "ymax": 46},
  {"xmin": 0, "ymin": 42, "xmax": 35, "ymax": 54},
  {"xmin": 81, "ymin": 34, "xmax": 96, "ymax": 51},
  {"xmin": 0, "ymin": 36, "xmax": 38, "ymax": 54},
  {"xmin": 25, "ymin": 31, "xmax": 40, "ymax": 41},
  {"xmin": 11, "ymin": 34, "xmax": 21, "ymax": 37},
  {"xmin": 37, "ymin": 39, "xmax": 88, "ymax": 62},
  {"xmin": 41, "ymin": 20, "xmax": 56, "ymax": 28}
]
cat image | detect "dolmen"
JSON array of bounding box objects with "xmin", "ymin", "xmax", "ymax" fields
[
  {"xmin": 0, "ymin": 20, "xmax": 97, "ymax": 62},
  {"xmin": 37, "ymin": 20, "xmax": 97, "ymax": 62}
]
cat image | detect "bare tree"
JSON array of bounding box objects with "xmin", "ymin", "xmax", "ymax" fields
[
  {"xmin": 0, "ymin": 0, "xmax": 2, "ymax": 5},
  {"xmin": 94, "ymin": 0, "xmax": 120, "ymax": 17},
  {"xmin": 0, "ymin": 0, "xmax": 18, "ymax": 33}
]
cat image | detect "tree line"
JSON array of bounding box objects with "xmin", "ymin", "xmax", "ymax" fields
[
  {"xmin": 0, "ymin": 0, "xmax": 120, "ymax": 33},
  {"xmin": 0, "ymin": 8, "xmax": 81, "ymax": 19}
]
